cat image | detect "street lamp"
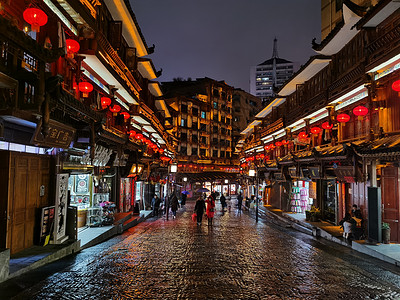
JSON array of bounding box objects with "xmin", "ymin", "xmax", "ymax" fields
[
  {"xmin": 183, "ymin": 177, "xmax": 187, "ymax": 182},
  {"xmin": 249, "ymin": 167, "xmax": 259, "ymax": 223},
  {"xmin": 166, "ymin": 162, "xmax": 177, "ymax": 221}
]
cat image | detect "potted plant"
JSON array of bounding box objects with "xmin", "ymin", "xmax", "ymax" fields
[
  {"xmin": 309, "ymin": 206, "xmax": 321, "ymax": 222},
  {"xmin": 382, "ymin": 222, "xmax": 391, "ymax": 244}
]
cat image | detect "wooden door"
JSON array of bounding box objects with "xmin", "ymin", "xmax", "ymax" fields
[
  {"xmin": 381, "ymin": 167, "xmax": 400, "ymax": 242},
  {"xmin": 10, "ymin": 155, "xmax": 29, "ymax": 254},
  {"xmin": 8, "ymin": 153, "xmax": 51, "ymax": 254}
]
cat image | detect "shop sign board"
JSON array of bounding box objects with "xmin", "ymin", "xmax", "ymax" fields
[
  {"xmin": 54, "ymin": 174, "xmax": 69, "ymax": 243},
  {"xmin": 32, "ymin": 120, "xmax": 75, "ymax": 148},
  {"xmin": 309, "ymin": 167, "xmax": 320, "ymax": 179},
  {"xmin": 289, "ymin": 167, "xmax": 297, "ymax": 178},
  {"xmin": 334, "ymin": 166, "xmax": 355, "ymax": 182}
]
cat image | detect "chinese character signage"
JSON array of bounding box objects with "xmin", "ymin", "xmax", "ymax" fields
[{"xmin": 32, "ymin": 120, "xmax": 75, "ymax": 148}]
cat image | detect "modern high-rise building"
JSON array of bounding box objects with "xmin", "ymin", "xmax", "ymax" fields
[{"xmin": 250, "ymin": 38, "xmax": 295, "ymax": 105}]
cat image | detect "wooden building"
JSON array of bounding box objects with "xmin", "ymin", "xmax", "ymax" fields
[
  {"xmin": 239, "ymin": 0, "xmax": 400, "ymax": 242},
  {"xmin": 0, "ymin": 0, "xmax": 173, "ymax": 254}
]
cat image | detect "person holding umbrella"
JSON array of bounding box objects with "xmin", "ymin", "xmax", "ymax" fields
[{"xmin": 181, "ymin": 191, "xmax": 189, "ymax": 206}]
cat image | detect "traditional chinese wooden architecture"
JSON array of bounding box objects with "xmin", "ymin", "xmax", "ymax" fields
[
  {"xmin": 0, "ymin": 0, "xmax": 174, "ymax": 254},
  {"xmin": 239, "ymin": 0, "xmax": 400, "ymax": 242}
]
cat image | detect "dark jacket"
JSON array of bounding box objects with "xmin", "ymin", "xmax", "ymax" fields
[
  {"xmin": 170, "ymin": 194, "xmax": 179, "ymax": 212},
  {"xmin": 194, "ymin": 199, "xmax": 206, "ymax": 214}
]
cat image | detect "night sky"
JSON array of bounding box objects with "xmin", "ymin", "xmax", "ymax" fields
[{"xmin": 130, "ymin": 1, "xmax": 321, "ymax": 92}]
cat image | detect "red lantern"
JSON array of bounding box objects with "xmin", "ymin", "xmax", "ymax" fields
[
  {"xmin": 159, "ymin": 148, "xmax": 164, "ymax": 154},
  {"xmin": 23, "ymin": 8, "xmax": 48, "ymax": 32},
  {"xmin": 135, "ymin": 133, "xmax": 143, "ymax": 140},
  {"xmin": 161, "ymin": 156, "xmax": 170, "ymax": 162},
  {"xmin": 109, "ymin": 104, "xmax": 121, "ymax": 116},
  {"xmin": 392, "ymin": 80, "xmax": 400, "ymax": 92},
  {"xmin": 78, "ymin": 82, "xmax": 93, "ymax": 97},
  {"xmin": 353, "ymin": 105, "xmax": 368, "ymax": 120},
  {"xmin": 322, "ymin": 122, "xmax": 333, "ymax": 130},
  {"xmin": 264, "ymin": 145, "xmax": 270, "ymax": 151},
  {"xmin": 101, "ymin": 97, "xmax": 111, "ymax": 108},
  {"xmin": 120, "ymin": 111, "xmax": 130, "ymax": 120},
  {"xmin": 275, "ymin": 141, "xmax": 282, "ymax": 147},
  {"xmin": 66, "ymin": 39, "xmax": 80, "ymax": 53},
  {"xmin": 310, "ymin": 127, "xmax": 321, "ymax": 135},
  {"xmin": 298, "ymin": 131, "xmax": 308, "ymax": 139},
  {"xmin": 282, "ymin": 140, "xmax": 289, "ymax": 145},
  {"xmin": 337, "ymin": 113, "xmax": 350, "ymax": 123}
]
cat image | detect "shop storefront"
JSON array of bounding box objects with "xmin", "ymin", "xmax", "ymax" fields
[
  {"xmin": 290, "ymin": 180, "xmax": 316, "ymax": 214},
  {"xmin": 68, "ymin": 173, "xmax": 114, "ymax": 227}
]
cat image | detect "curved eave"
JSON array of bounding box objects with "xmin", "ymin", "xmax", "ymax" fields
[
  {"xmin": 138, "ymin": 60, "xmax": 157, "ymax": 80},
  {"xmin": 277, "ymin": 56, "xmax": 331, "ymax": 97},
  {"xmin": 149, "ymin": 81, "xmax": 163, "ymax": 97},
  {"xmin": 240, "ymin": 120, "xmax": 261, "ymax": 136},
  {"xmin": 155, "ymin": 99, "xmax": 171, "ymax": 118},
  {"xmin": 255, "ymin": 98, "xmax": 286, "ymax": 118},
  {"xmin": 314, "ymin": 4, "xmax": 361, "ymax": 56},
  {"xmin": 103, "ymin": 0, "xmax": 148, "ymax": 57}
]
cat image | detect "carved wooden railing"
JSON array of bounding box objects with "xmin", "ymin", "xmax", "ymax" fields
[{"xmin": 96, "ymin": 31, "xmax": 142, "ymax": 98}]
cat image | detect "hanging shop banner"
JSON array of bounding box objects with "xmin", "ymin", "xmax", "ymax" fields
[
  {"xmin": 81, "ymin": 145, "xmax": 113, "ymax": 167},
  {"xmin": 309, "ymin": 167, "xmax": 320, "ymax": 179},
  {"xmin": 274, "ymin": 172, "xmax": 285, "ymax": 182},
  {"xmin": 289, "ymin": 167, "xmax": 297, "ymax": 178},
  {"xmin": 75, "ymin": 174, "xmax": 89, "ymax": 193},
  {"xmin": 54, "ymin": 174, "xmax": 69, "ymax": 243}
]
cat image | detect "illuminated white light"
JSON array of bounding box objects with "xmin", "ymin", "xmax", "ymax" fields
[{"xmin": 249, "ymin": 169, "xmax": 256, "ymax": 177}]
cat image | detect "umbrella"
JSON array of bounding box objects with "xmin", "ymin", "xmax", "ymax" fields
[
  {"xmin": 182, "ymin": 191, "xmax": 190, "ymax": 195},
  {"xmin": 196, "ymin": 187, "xmax": 210, "ymax": 193}
]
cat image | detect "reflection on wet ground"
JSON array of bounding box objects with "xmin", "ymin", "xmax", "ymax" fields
[{"xmin": 3, "ymin": 201, "xmax": 400, "ymax": 299}]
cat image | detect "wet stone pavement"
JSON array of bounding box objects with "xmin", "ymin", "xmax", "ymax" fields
[{"xmin": 3, "ymin": 200, "xmax": 400, "ymax": 299}]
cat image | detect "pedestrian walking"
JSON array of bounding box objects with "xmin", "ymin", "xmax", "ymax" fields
[
  {"xmin": 151, "ymin": 195, "xmax": 160, "ymax": 217},
  {"xmin": 194, "ymin": 196, "xmax": 206, "ymax": 225},
  {"xmin": 205, "ymin": 195, "xmax": 215, "ymax": 226},
  {"xmin": 170, "ymin": 191, "xmax": 179, "ymax": 219},
  {"xmin": 237, "ymin": 192, "xmax": 243, "ymax": 213},
  {"xmin": 220, "ymin": 193, "xmax": 227, "ymax": 211}
]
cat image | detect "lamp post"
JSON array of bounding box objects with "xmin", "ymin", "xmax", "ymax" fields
[
  {"xmin": 166, "ymin": 162, "xmax": 177, "ymax": 221},
  {"xmin": 249, "ymin": 167, "xmax": 258, "ymax": 222}
]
